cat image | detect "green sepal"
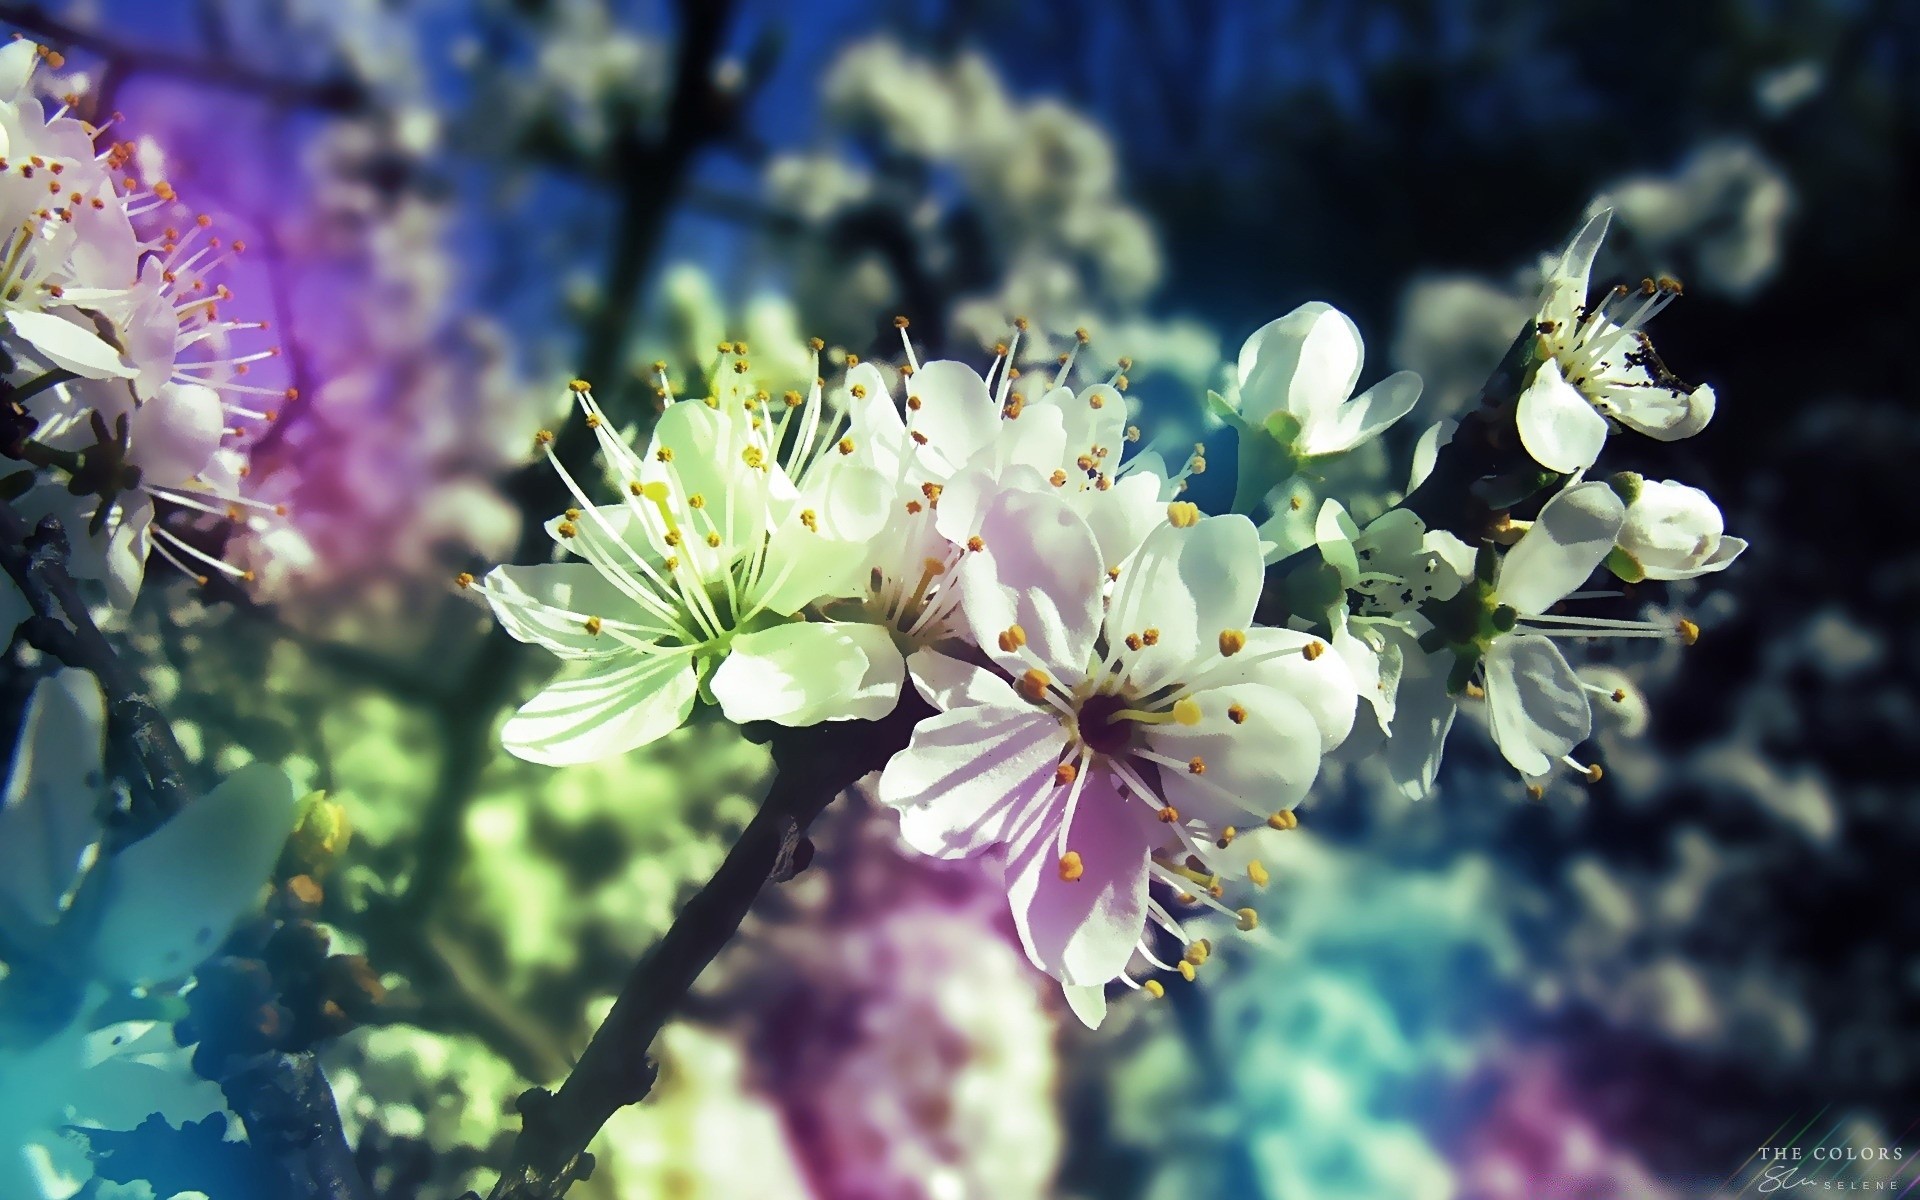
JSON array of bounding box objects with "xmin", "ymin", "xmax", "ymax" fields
[
  {"xmin": 1605, "ymin": 545, "xmax": 1646, "ymax": 584},
  {"xmin": 1230, "ymin": 410, "xmax": 1305, "ymax": 517},
  {"xmin": 1606, "ymin": 471, "xmax": 1644, "ymax": 505},
  {"xmin": 1471, "ymin": 464, "xmax": 1561, "ymax": 511},
  {"xmin": 1206, "ymin": 389, "xmax": 1247, "ymax": 432}
]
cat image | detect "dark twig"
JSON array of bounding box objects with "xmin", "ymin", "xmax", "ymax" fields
[
  {"xmin": 478, "ymin": 701, "xmax": 927, "ymax": 1200},
  {"xmin": 217, "ymin": 1052, "xmax": 373, "ymax": 1200},
  {"xmin": 0, "ymin": 497, "xmax": 192, "ymax": 838}
]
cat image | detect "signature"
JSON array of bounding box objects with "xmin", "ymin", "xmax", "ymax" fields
[{"xmin": 1758, "ymin": 1165, "xmax": 1823, "ymax": 1192}]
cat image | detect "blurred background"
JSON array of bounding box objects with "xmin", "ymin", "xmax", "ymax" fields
[{"xmin": 3, "ymin": 0, "xmax": 1917, "ymax": 1196}]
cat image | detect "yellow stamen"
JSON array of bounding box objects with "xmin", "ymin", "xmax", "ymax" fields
[
  {"xmin": 1058, "ymin": 851, "xmax": 1084, "ymax": 882},
  {"xmin": 1218, "ymin": 629, "xmax": 1246, "ymax": 656}
]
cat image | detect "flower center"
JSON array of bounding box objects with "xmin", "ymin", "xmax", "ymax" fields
[{"xmin": 1074, "ymin": 690, "xmax": 1137, "ymax": 758}]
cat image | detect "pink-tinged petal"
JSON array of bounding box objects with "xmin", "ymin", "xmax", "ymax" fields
[
  {"xmin": 1107, "ymin": 513, "xmax": 1263, "ymax": 693},
  {"xmin": 878, "ymin": 703, "xmax": 1066, "ymax": 859},
  {"xmin": 1497, "ymin": 481, "xmax": 1626, "ymax": 615},
  {"xmin": 1143, "ymin": 682, "xmax": 1326, "ymax": 828},
  {"xmin": 128, "ymin": 383, "xmax": 224, "ymax": 487},
  {"xmin": 960, "ymin": 488, "xmax": 1102, "ymax": 680},
  {"xmin": 502, "ymin": 653, "xmax": 698, "ymax": 766},
  {"xmin": 1004, "ymin": 765, "xmax": 1152, "ymax": 987},
  {"xmin": 1516, "ymin": 359, "xmax": 1608, "ymax": 474}
]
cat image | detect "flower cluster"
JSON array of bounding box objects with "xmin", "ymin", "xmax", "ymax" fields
[
  {"xmin": 473, "ymin": 212, "xmax": 1743, "ymax": 1022},
  {"xmin": 0, "ymin": 39, "xmax": 286, "ymax": 636}
]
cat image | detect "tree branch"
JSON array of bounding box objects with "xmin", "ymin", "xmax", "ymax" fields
[
  {"xmin": 0, "ymin": 496, "xmax": 192, "ymax": 840},
  {"xmin": 0, "ymin": 496, "xmax": 373, "ymax": 1199},
  {"xmin": 477, "ymin": 701, "xmax": 926, "ymax": 1200}
]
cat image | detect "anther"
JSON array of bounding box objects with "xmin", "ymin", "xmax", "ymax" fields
[
  {"xmin": 1167, "ymin": 502, "xmax": 1200, "ymax": 528},
  {"xmin": 687, "ymin": 493, "xmax": 706, "ymax": 509},
  {"xmin": 1218, "ymin": 629, "xmax": 1246, "ymax": 656},
  {"xmin": 1157, "ymin": 806, "xmax": 1181, "ymax": 823},
  {"xmin": 1017, "ymin": 668, "xmax": 1052, "ymax": 703},
  {"xmin": 1236, "ymin": 908, "xmax": 1260, "ymax": 932},
  {"xmin": 1171, "ymin": 698, "xmax": 1202, "ymax": 726},
  {"xmin": 534, "ymin": 429, "xmax": 555, "ymax": 446},
  {"xmin": 1187, "ymin": 756, "xmax": 1206, "ymax": 775},
  {"xmin": 1266, "ymin": 810, "xmax": 1298, "ymax": 831},
  {"xmin": 706, "ymin": 532, "xmax": 722, "ymax": 548},
  {"xmin": 1142, "ymin": 628, "xmax": 1160, "ymax": 646},
  {"xmin": 455, "ymin": 572, "xmax": 474, "ymax": 589},
  {"xmin": 1302, "ymin": 640, "xmax": 1326, "ymax": 661},
  {"xmin": 584, "ymin": 616, "xmax": 603, "ymax": 635},
  {"xmin": 1248, "ymin": 860, "xmax": 1270, "ymax": 888},
  {"xmin": 1216, "ymin": 826, "xmax": 1237, "ymax": 848},
  {"xmin": 998, "ymin": 624, "xmax": 1028, "ymax": 653},
  {"xmin": 1677, "ymin": 618, "xmax": 1700, "ymax": 646},
  {"xmin": 1057, "ymin": 851, "xmax": 1084, "ymax": 882},
  {"xmin": 967, "ymin": 535, "xmax": 985, "ymax": 552},
  {"xmin": 1227, "ymin": 703, "xmax": 1247, "ymax": 725},
  {"xmin": 1143, "ymin": 979, "xmax": 1165, "ymax": 999},
  {"xmin": 568, "ymin": 378, "xmax": 591, "ymax": 392},
  {"xmin": 838, "ymin": 436, "xmax": 855, "ymax": 455},
  {"xmin": 1056, "ymin": 762, "xmax": 1078, "ymax": 785}
]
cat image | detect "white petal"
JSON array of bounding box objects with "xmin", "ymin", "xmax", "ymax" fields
[
  {"xmin": 1107, "ymin": 513, "xmax": 1263, "ymax": 693},
  {"xmin": 1145, "ymin": 682, "xmax": 1325, "ymax": 827},
  {"xmin": 1062, "ymin": 983, "xmax": 1109, "ymax": 1029},
  {"xmin": 878, "ymin": 704, "xmax": 1065, "ymax": 859},
  {"xmin": 1072, "ymin": 470, "xmax": 1165, "ymax": 570},
  {"xmin": 4, "ymin": 310, "xmax": 136, "ymax": 379},
  {"xmin": 1542, "ymin": 208, "xmax": 1611, "ymax": 317},
  {"xmin": 960, "ymin": 488, "xmax": 1103, "ymax": 681},
  {"xmin": 711, "ymin": 621, "xmax": 903, "ymax": 726},
  {"xmin": 1636, "ymin": 382, "xmax": 1715, "ymax": 442},
  {"xmin": 89, "ymin": 763, "xmax": 299, "ymax": 986},
  {"xmin": 904, "ymin": 359, "xmax": 998, "ymax": 476},
  {"xmin": 1484, "ymin": 634, "xmax": 1591, "ymax": 780},
  {"xmin": 1497, "ymin": 481, "xmax": 1627, "ymax": 614},
  {"xmin": 1377, "ymin": 640, "xmax": 1458, "ymax": 800},
  {"xmin": 1231, "ymin": 627, "xmax": 1359, "ymax": 752},
  {"xmin": 905, "ymin": 647, "xmax": 1023, "ymax": 712},
  {"xmin": 481, "ymin": 562, "xmax": 664, "ymax": 657},
  {"xmin": 502, "ymin": 653, "xmax": 698, "ymax": 766},
  {"xmin": 0, "ymin": 669, "xmax": 106, "ymax": 932},
  {"xmin": 1408, "ymin": 418, "xmax": 1457, "ymax": 492},
  {"xmin": 1236, "ymin": 302, "xmax": 1365, "ymax": 428},
  {"xmin": 1516, "ymin": 359, "xmax": 1607, "ymax": 474},
  {"xmin": 1297, "ymin": 369, "xmax": 1423, "ymax": 456}
]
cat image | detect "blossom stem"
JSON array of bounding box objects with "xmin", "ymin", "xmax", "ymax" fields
[{"xmin": 477, "ymin": 698, "xmax": 927, "ymax": 1200}]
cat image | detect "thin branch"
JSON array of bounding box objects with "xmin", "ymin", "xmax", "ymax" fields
[
  {"xmin": 218, "ymin": 1052, "xmax": 373, "ymax": 1200},
  {"xmin": 0, "ymin": 3, "xmax": 369, "ymax": 112},
  {"xmin": 478, "ymin": 701, "xmax": 927, "ymax": 1200}
]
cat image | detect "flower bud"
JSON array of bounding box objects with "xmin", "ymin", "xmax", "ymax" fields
[{"xmin": 1613, "ymin": 479, "xmax": 1745, "ymax": 581}]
